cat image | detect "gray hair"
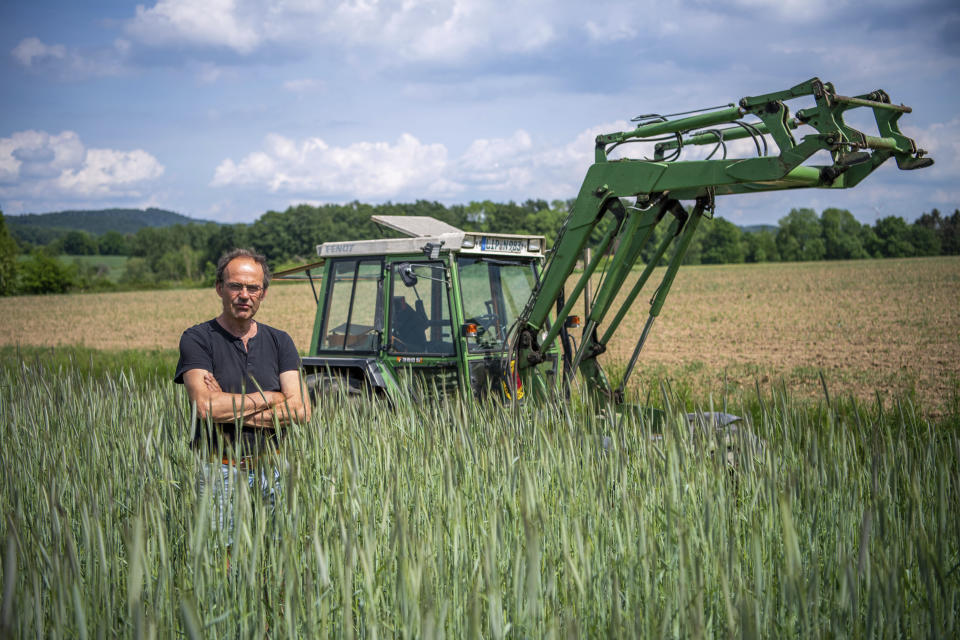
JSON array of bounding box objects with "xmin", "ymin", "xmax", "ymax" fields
[{"xmin": 216, "ymin": 248, "xmax": 272, "ymax": 290}]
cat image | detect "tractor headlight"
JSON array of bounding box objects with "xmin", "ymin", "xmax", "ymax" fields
[{"xmin": 462, "ymin": 235, "xmax": 476, "ymax": 249}]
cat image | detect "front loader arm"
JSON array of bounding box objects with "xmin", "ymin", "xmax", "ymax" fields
[{"xmin": 514, "ymin": 77, "xmax": 932, "ymax": 403}]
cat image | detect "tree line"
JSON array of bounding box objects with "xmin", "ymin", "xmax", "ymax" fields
[{"xmin": 1, "ymin": 200, "xmax": 958, "ymax": 296}]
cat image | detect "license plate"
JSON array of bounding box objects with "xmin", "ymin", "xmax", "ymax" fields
[{"xmin": 480, "ymin": 237, "xmax": 524, "ymax": 253}]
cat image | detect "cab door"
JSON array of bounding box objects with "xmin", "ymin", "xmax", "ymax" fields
[
  {"xmin": 456, "ymin": 256, "xmax": 556, "ymax": 400},
  {"xmin": 383, "ymin": 259, "xmax": 462, "ymax": 397}
]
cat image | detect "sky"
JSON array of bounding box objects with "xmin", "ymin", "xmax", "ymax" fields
[{"xmin": 1, "ymin": 0, "xmax": 957, "ymax": 226}]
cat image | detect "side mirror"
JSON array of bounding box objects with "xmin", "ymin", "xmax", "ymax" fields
[{"xmin": 397, "ymin": 262, "xmax": 418, "ymax": 287}]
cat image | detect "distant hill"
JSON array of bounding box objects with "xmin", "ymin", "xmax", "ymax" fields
[{"xmin": 7, "ymin": 208, "xmax": 214, "ymax": 244}]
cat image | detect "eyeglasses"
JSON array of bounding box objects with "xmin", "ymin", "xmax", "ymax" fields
[{"xmin": 225, "ymin": 282, "xmax": 264, "ymax": 296}]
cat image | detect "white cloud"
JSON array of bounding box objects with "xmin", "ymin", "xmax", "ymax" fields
[
  {"xmin": 212, "ymin": 133, "xmax": 449, "ymax": 198},
  {"xmin": 10, "ymin": 37, "xmax": 128, "ymax": 78},
  {"xmin": 522, "ymin": 121, "xmax": 633, "ymax": 198},
  {"xmin": 58, "ymin": 149, "xmax": 165, "ymax": 196},
  {"xmin": 582, "ymin": 1, "xmax": 727, "ymax": 43},
  {"xmin": 109, "ymin": 0, "xmax": 903, "ymax": 70},
  {"xmin": 210, "ymin": 123, "xmax": 636, "ymax": 203},
  {"xmin": 322, "ymin": 0, "xmax": 558, "ymax": 61},
  {"xmin": 463, "ymin": 130, "xmax": 534, "ymax": 162},
  {"xmin": 212, "ymin": 127, "xmax": 571, "ymax": 201},
  {"xmin": 207, "ymin": 106, "xmax": 954, "ymax": 218},
  {"xmin": 126, "ymin": 0, "xmax": 262, "ymax": 53},
  {"xmin": 458, "ymin": 130, "xmax": 534, "ymax": 191},
  {"xmin": 0, "ymin": 130, "xmax": 164, "ymax": 205},
  {"xmin": 0, "ymin": 131, "xmax": 85, "ymax": 183},
  {"xmin": 902, "ymin": 118, "xmax": 960, "ymax": 177},
  {"xmin": 122, "ymin": 0, "xmax": 559, "ymax": 61},
  {"xmin": 11, "ymin": 37, "xmax": 66, "ymax": 67}
]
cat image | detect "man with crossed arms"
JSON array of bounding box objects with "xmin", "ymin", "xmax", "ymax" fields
[{"xmin": 175, "ymin": 248, "xmax": 310, "ymax": 532}]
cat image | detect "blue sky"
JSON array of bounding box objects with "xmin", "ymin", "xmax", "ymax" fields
[{"xmin": 1, "ymin": 0, "xmax": 957, "ymax": 225}]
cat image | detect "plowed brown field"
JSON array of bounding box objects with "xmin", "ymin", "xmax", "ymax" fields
[{"xmin": 3, "ymin": 257, "xmax": 958, "ymax": 412}]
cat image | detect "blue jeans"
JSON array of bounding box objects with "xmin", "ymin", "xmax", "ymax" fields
[{"xmin": 197, "ymin": 461, "xmax": 281, "ymax": 545}]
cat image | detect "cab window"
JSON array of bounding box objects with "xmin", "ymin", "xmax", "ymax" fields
[
  {"xmin": 388, "ymin": 262, "xmax": 455, "ymax": 355},
  {"xmin": 458, "ymin": 257, "xmax": 538, "ymax": 353},
  {"xmin": 320, "ymin": 259, "xmax": 381, "ymax": 351}
]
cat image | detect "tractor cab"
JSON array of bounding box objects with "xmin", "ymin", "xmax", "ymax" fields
[{"xmin": 276, "ymin": 216, "xmax": 558, "ymax": 403}]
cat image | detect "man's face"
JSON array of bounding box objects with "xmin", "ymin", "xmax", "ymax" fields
[{"xmin": 216, "ymin": 257, "xmax": 267, "ymax": 322}]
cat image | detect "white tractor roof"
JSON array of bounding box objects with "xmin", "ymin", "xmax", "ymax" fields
[
  {"xmin": 319, "ymin": 232, "xmax": 464, "ymax": 259},
  {"xmin": 371, "ymin": 215, "xmax": 463, "ymax": 237},
  {"xmin": 298, "ymin": 215, "xmax": 545, "ymax": 261}
]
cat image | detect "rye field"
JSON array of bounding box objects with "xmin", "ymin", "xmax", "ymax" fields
[{"xmin": 1, "ymin": 256, "xmax": 958, "ymax": 636}]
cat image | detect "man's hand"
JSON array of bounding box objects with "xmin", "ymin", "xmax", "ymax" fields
[{"xmin": 243, "ymin": 370, "xmax": 311, "ymax": 427}]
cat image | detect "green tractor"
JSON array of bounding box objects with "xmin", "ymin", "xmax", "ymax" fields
[
  {"xmin": 276, "ymin": 78, "xmax": 932, "ymax": 418},
  {"xmin": 279, "ymin": 216, "xmax": 556, "ymax": 403}
]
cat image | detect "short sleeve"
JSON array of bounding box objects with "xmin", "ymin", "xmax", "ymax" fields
[
  {"xmin": 174, "ymin": 327, "xmax": 213, "ymax": 384},
  {"xmin": 276, "ymin": 330, "xmax": 301, "ymax": 374}
]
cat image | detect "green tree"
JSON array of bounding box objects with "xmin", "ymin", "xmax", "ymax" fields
[
  {"xmin": 479, "ymin": 201, "xmax": 533, "ymax": 236},
  {"xmin": 99, "ymin": 230, "xmax": 129, "ymax": 255},
  {"xmin": 700, "ymin": 217, "xmax": 745, "ymax": 264},
  {"xmin": 945, "ymin": 210, "xmax": 960, "ymax": 255},
  {"xmin": 523, "ymin": 200, "xmax": 568, "ymax": 246},
  {"xmin": 17, "ymin": 250, "xmax": 76, "ymax": 294},
  {"xmin": 872, "ymin": 216, "xmax": 915, "ymax": 257},
  {"xmin": 909, "ymin": 223, "xmax": 940, "ymax": 256},
  {"xmin": 821, "ymin": 208, "xmax": 867, "ymax": 260},
  {"xmin": 54, "ymin": 230, "xmax": 99, "ymax": 255},
  {"xmin": 859, "ymin": 225, "xmax": 882, "ymax": 257},
  {"xmin": 744, "ymin": 230, "xmax": 779, "ymax": 262},
  {"xmin": 915, "ymin": 208, "xmax": 942, "ymax": 233},
  {"xmin": 0, "ymin": 211, "xmax": 18, "ymax": 295},
  {"xmin": 916, "ymin": 208, "xmax": 959, "ymax": 255},
  {"xmin": 154, "ymin": 245, "xmax": 203, "ymax": 281},
  {"xmin": 202, "ymin": 222, "xmax": 248, "ymax": 267},
  {"xmin": 776, "ymin": 208, "xmax": 825, "ymax": 261}
]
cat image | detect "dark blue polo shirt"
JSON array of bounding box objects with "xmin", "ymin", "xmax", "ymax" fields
[{"xmin": 174, "ymin": 318, "xmax": 301, "ymax": 450}]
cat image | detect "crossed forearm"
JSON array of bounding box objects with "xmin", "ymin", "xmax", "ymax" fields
[
  {"xmin": 196, "ymin": 372, "xmax": 307, "ymax": 427},
  {"xmin": 241, "ymin": 394, "xmax": 309, "ymax": 427},
  {"xmin": 197, "ymin": 389, "xmax": 285, "ymax": 424}
]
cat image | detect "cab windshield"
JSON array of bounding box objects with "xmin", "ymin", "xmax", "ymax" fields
[{"xmin": 457, "ymin": 257, "xmax": 538, "ymax": 353}]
